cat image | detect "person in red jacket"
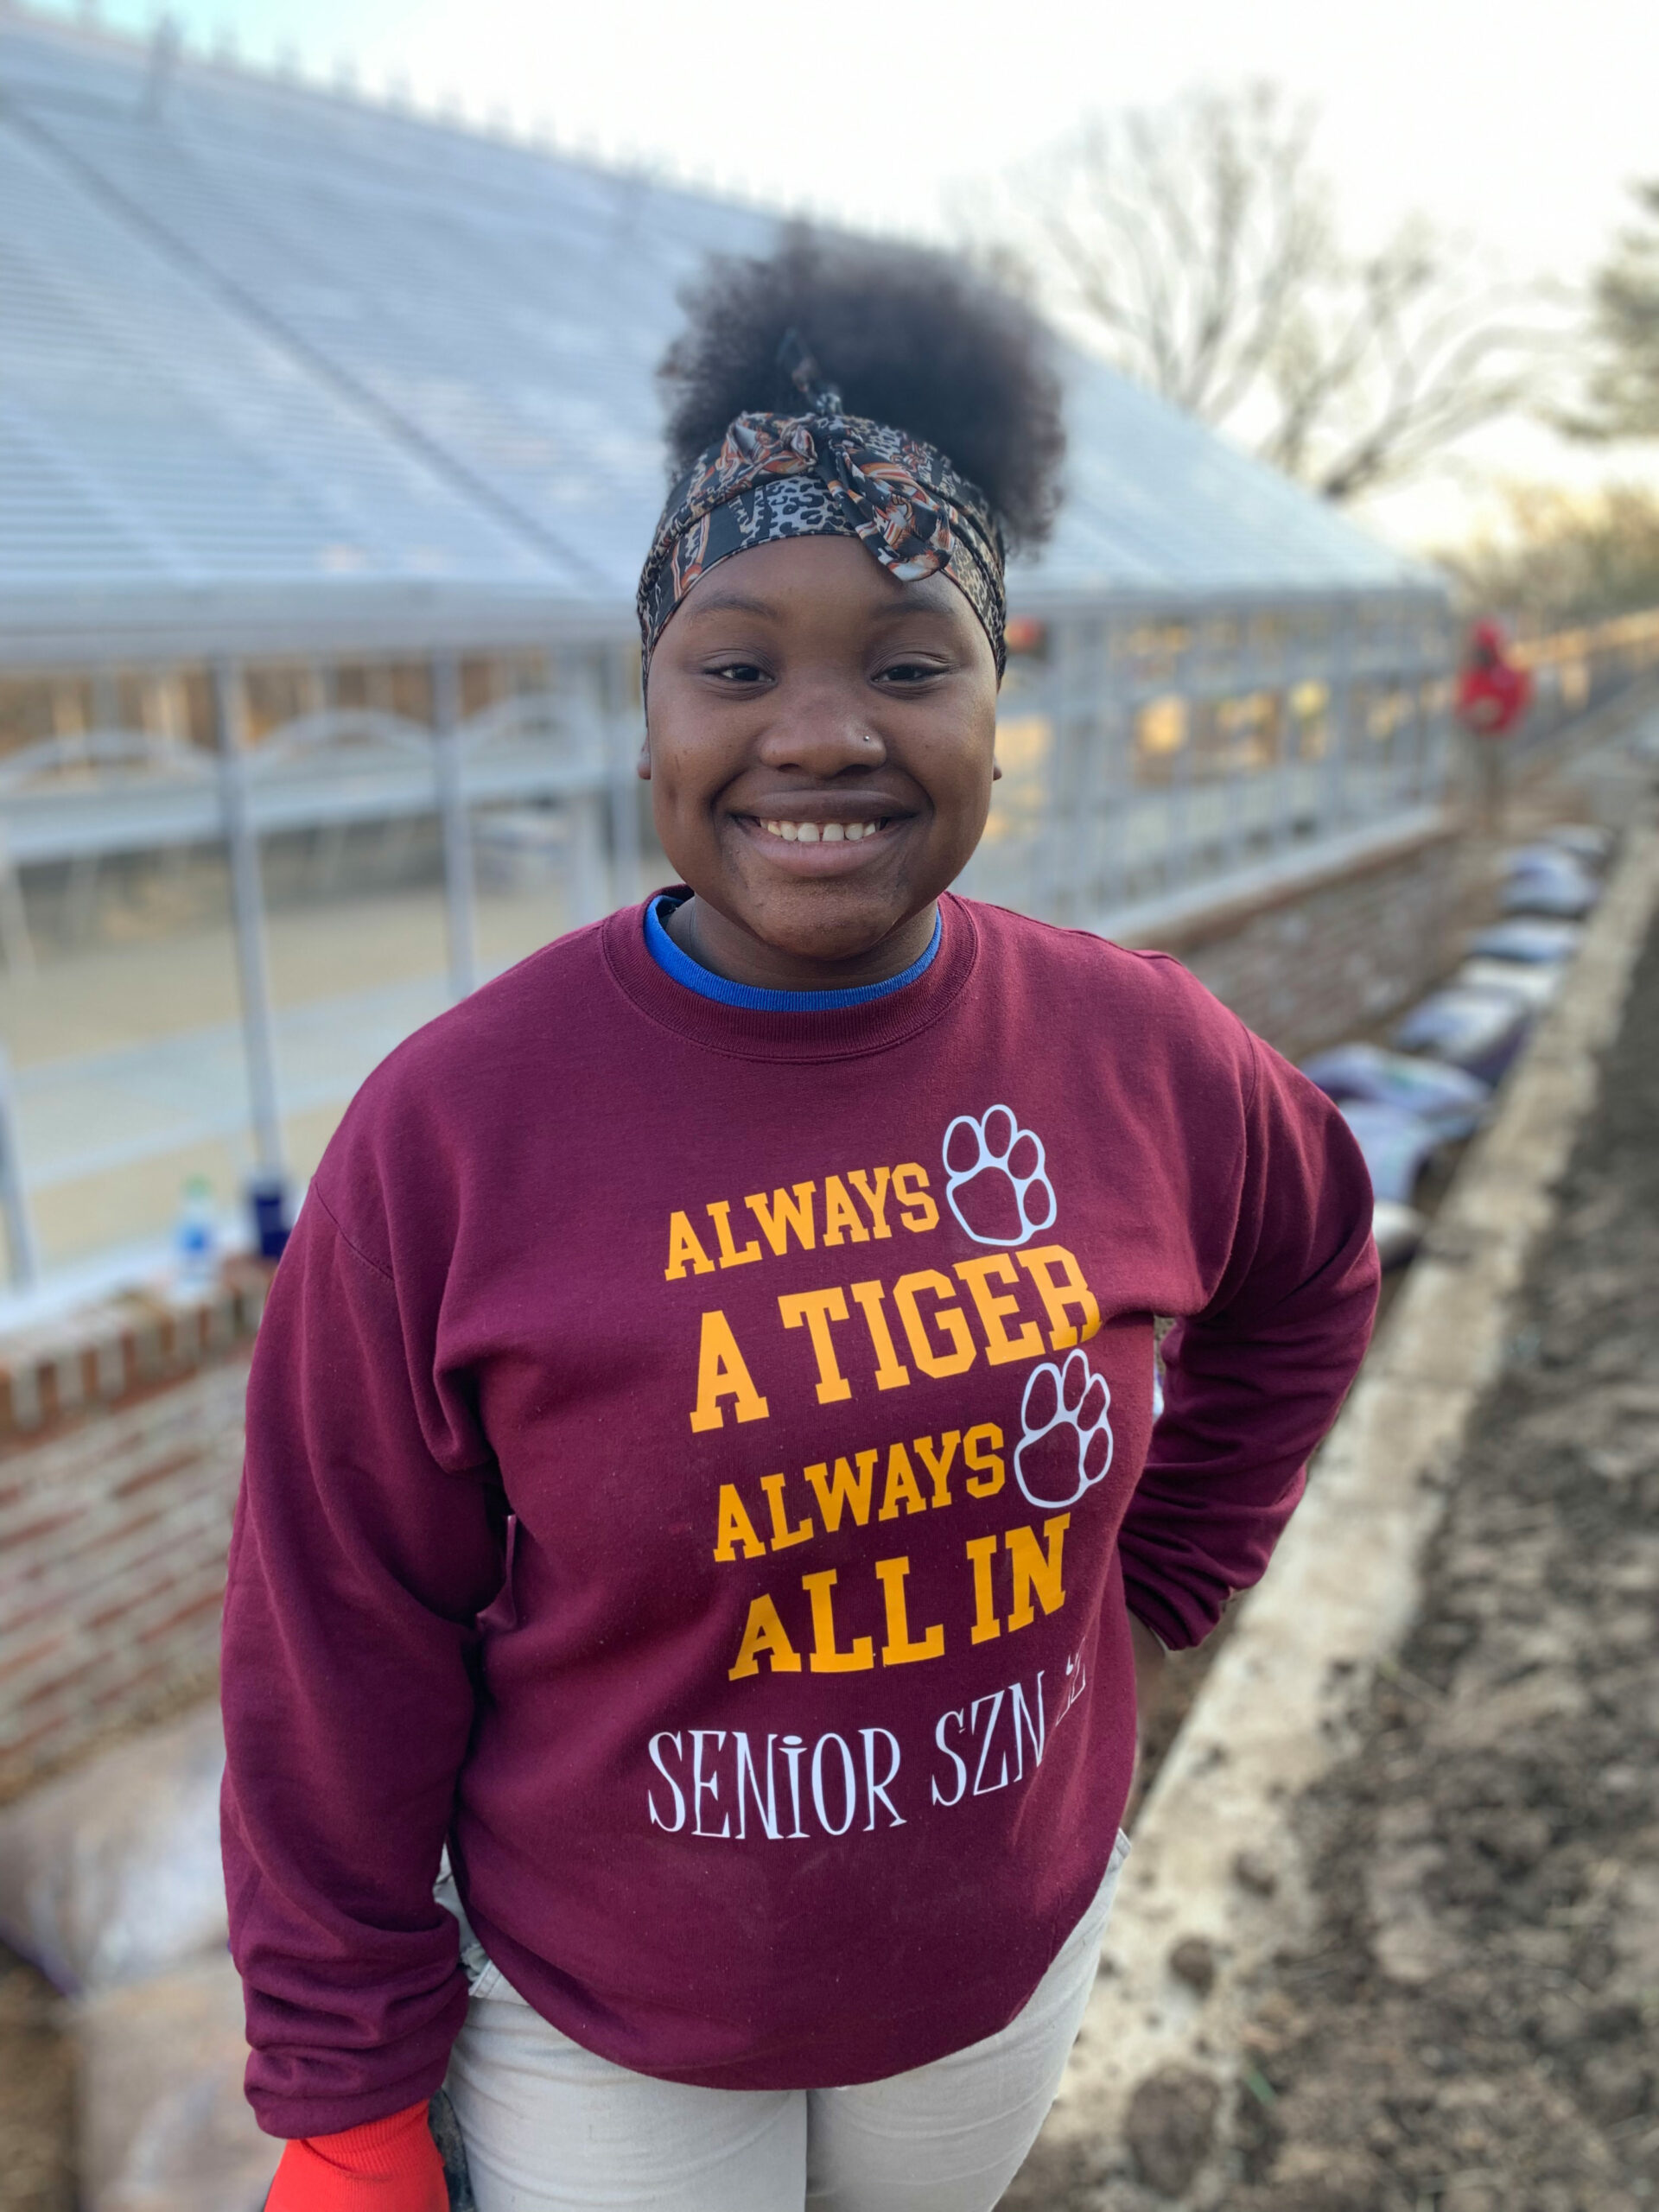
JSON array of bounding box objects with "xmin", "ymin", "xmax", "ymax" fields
[
  {"xmin": 229, "ymin": 238, "xmax": 1378, "ymax": 2212},
  {"xmin": 1456, "ymin": 617, "xmax": 1533, "ymax": 831}
]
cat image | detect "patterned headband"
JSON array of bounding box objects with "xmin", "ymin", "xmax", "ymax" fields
[{"xmin": 637, "ymin": 336, "xmax": 1007, "ymax": 679}]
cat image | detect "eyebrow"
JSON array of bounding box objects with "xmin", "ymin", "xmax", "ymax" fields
[
  {"xmin": 680, "ymin": 588, "xmax": 778, "ymax": 620},
  {"xmin": 680, "ymin": 584, "xmax": 953, "ymax": 625}
]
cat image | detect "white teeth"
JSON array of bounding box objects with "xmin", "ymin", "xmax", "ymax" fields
[{"xmin": 758, "ymin": 817, "xmax": 887, "ymax": 844}]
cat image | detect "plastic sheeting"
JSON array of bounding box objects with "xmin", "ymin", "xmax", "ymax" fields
[
  {"xmin": 1392, "ymin": 987, "xmax": 1533, "ymax": 1084},
  {"xmin": 1501, "ymin": 847, "xmax": 1600, "ymax": 919},
  {"xmin": 1535, "ymin": 823, "xmax": 1612, "ymax": 868},
  {"xmin": 1454, "ymin": 958, "xmax": 1564, "ymax": 1012},
  {"xmin": 1300, "ymin": 1043, "xmax": 1491, "ymax": 1141},
  {"xmin": 1337, "ymin": 1102, "xmax": 1444, "ymax": 1205},
  {"xmin": 1466, "ymin": 919, "xmax": 1583, "ymax": 965}
]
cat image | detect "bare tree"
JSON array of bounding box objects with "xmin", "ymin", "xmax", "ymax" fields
[
  {"xmin": 971, "ymin": 84, "xmax": 1560, "ymax": 504},
  {"xmin": 1437, "ymin": 481, "xmax": 1659, "ymax": 626},
  {"xmin": 1567, "ymin": 179, "xmax": 1659, "ymax": 442}
]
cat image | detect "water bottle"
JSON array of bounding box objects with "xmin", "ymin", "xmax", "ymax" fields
[{"xmin": 174, "ymin": 1174, "xmax": 218, "ymax": 1294}]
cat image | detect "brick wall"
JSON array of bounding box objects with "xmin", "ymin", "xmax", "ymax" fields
[
  {"xmin": 1124, "ymin": 823, "xmax": 1468, "ymax": 1065},
  {"xmin": 0, "ymin": 1276, "xmax": 263, "ymax": 1796},
  {"xmin": 0, "ymin": 1266, "xmax": 267, "ymax": 1446}
]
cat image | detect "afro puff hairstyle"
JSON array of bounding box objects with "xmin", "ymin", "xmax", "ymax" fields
[{"xmin": 658, "ymin": 230, "xmax": 1066, "ymax": 553}]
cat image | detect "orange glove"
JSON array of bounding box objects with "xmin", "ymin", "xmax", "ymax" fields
[{"xmin": 265, "ymin": 2101, "xmax": 449, "ymax": 2210}]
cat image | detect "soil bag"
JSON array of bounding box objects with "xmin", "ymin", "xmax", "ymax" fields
[
  {"xmin": 1300, "ymin": 1043, "xmax": 1490, "ymax": 1141},
  {"xmin": 0, "ymin": 1705, "xmax": 226, "ymax": 1994},
  {"xmin": 1466, "ymin": 918, "xmax": 1582, "ymax": 965},
  {"xmin": 1372, "ymin": 1198, "xmax": 1427, "ymax": 1269},
  {"xmin": 77, "ymin": 1952, "xmax": 278, "ymax": 2212},
  {"xmin": 1337, "ymin": 1103, "xmax": 1443, "ymax": 1205},
  {"xmin": 1455, "ymin": 957, "xmax": 1562, "ymax": 1012},
  {"xmin": 1501, "ymin": 848, "xmax": 1599, "ymax": 919},
  {"xmin": 1535, "ymin": 823, "xmax": 1611, "ymax": 868},
  {"xmin": 1392, "ymin": 987, "xmax": 1532, "ymax": 1084},
  {"xmin": 1502, "ymin": 873, "xmax": 1598, "ymax": 919}
]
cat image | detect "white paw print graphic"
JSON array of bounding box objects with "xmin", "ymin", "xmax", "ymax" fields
[
  {"xmin": 943, "ymin": 1104, "xmax": 1058, "ymax": 1248},
  {"xmin": 1014, "ymin": 1351, "xmax": 1114, "ymax": 1511}
]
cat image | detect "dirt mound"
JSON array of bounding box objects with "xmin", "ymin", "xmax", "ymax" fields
[{"xmin": 1216, "ymin": 914, "xmax": 1659, "ymax": 2212}]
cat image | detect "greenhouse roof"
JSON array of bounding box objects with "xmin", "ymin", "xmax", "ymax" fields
[{"xmin": 0, "ymin": 8, "xmax": 1439, "ymax": 667}]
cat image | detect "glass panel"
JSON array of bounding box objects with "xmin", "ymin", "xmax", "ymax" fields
[
  {"xmin": 1289, "ymin": 681, "xmax": 1331, "ymax": 761},
  {"xmin": 468, "ymin": 644, "xmax": 638, "ymax": 979},
  {"xmin": 0, "ymin": 677, "xmax": 246, "ymax": 1275},
  {"xmin": 1134, "ymin": 696, "xmax": 1188, "ymax": 786}
]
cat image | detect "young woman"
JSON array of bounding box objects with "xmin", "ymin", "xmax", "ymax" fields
[{"xmin": 227, "ymin": 238, "xmax": 1377, "ymax": 2212}]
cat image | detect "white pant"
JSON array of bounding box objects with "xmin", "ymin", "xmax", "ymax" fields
[{"xmin": 442, "ymin": 1834, "xmax": 1128, "ymax": 2212}]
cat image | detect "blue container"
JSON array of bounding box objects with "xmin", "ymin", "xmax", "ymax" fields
[{"xmin": 249, "ymin": 1176, "xmax": 290, "ymax": 1262}]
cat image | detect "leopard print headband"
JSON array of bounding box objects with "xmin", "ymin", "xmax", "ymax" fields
[{"xmin": 637, "ymin": 338, "xmax": 1007, "ymax": 679}]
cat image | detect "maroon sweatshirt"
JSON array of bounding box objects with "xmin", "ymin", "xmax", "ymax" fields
[{"xmin": 221, "ymin": 893, "xmax": 1377, "ymax": 2137}]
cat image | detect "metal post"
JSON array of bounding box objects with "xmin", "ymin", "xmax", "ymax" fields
[
  {"xmin": 1070, "ymin": 620, "xmax": 1113, "ymax": 923},
  {"xmin": 431, "ymin": 652, "xmax": 479, "ymax": 1000},
  {"xmin": 1099, "ymin": 620, "xmax": 1134, "ymax": 915},
  {"xmin": 603, "ymin": 646, "xmax": 643, "ymax": 911},
  {"xmin": 1281, "ymin": 661, "xmax": 1305, "ymax": 846},
  {"xmin": 1168, "ymin": 625, "xmax": 1195, "ymax": 894},
  {"xmin": 1430, "ymin": 601, "xmax": 1456, "ymax": 803},
  {"xmin": 0, "ymin": 1043, "xmax": 41, "ymax": 1291},
  {"xmin": 575, "ymin": 795, "xmax": 606, "ymax": 925},
  {"xmin": 213, "ymin": 661, "xmax": 285, "ymax": 1180},
  {"xmin": 1325, "ymin": 605, "xmax": 1356, "ymax": 831},
  {"xmin": 1431, "ymin": 605, "xmax": 1457, "ymax": 804},
  {"xmin": 1415, "ymin": 641, "xmax": 1442, "ymax": 814},
  {"xmin": 1033, "ymin": 622, "xmax": 1077, "ymax": 925},
  {"xmin": 0, "ymin": 828, "xmax": 35, "ymax": 979}
]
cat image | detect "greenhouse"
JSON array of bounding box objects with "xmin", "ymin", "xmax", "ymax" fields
[{"xmin": 0, "ymin": 4, "xmax": 1457, "ymax": 1283}]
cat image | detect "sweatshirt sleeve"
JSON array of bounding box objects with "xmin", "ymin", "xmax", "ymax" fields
[
  {"xmin": 221, "ymin": 1183, "xmax": 509, "ymax": 2140},
  {"xmin": 1117, "ymin": 1033, "xmax": 1379, "ymax": 1650}
]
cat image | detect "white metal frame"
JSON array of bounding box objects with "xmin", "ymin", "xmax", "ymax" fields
[
  {"xmin": 0, "ymin": 639, "xmax": 641, "ymax": 1283},
  {"xmin": 0, "ymin": 584, "xmax": 1505, "ymax": 1287}
]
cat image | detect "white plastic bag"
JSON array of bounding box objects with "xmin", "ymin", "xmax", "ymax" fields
[{"xmin": 0, "ymin": 1704, "xmax": 226, "ymax": 1993}]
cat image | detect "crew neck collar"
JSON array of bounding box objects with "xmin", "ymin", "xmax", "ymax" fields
[
  {"xmin": 644, "ymin": 893, "xmax": 944, "ymax": 1012},
  {"xmin": 601, "ymin": 891, "xmax": 980, "ymax": 1063}
]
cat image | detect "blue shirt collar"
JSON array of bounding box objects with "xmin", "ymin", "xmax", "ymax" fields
[{"xmin": 644, "ymin": 894, "xmax": 943, "ymax": 1013}]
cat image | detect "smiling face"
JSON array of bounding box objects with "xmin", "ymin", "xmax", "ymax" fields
[{"xmin": 640, "ymin": 535, "xmax": 1001, "ymax": 990}]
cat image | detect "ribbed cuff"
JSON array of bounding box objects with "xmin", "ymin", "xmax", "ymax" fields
[
  {"xmin": 309, "ymin": 2102, "xmax": 430, "ymax": 2170},
  {"xmin": 266, "ymin": 2102, "xmax": 448, "ymax": 2209}
]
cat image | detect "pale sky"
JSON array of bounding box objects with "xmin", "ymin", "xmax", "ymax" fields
[{"xmin": 30, "ymin": 0, "xmax": 1659, "ymax": 545}]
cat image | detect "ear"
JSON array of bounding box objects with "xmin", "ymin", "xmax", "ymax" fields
[{"xmin": 635, "ymin": 736, "xmax": 652, "ymax": 781}]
